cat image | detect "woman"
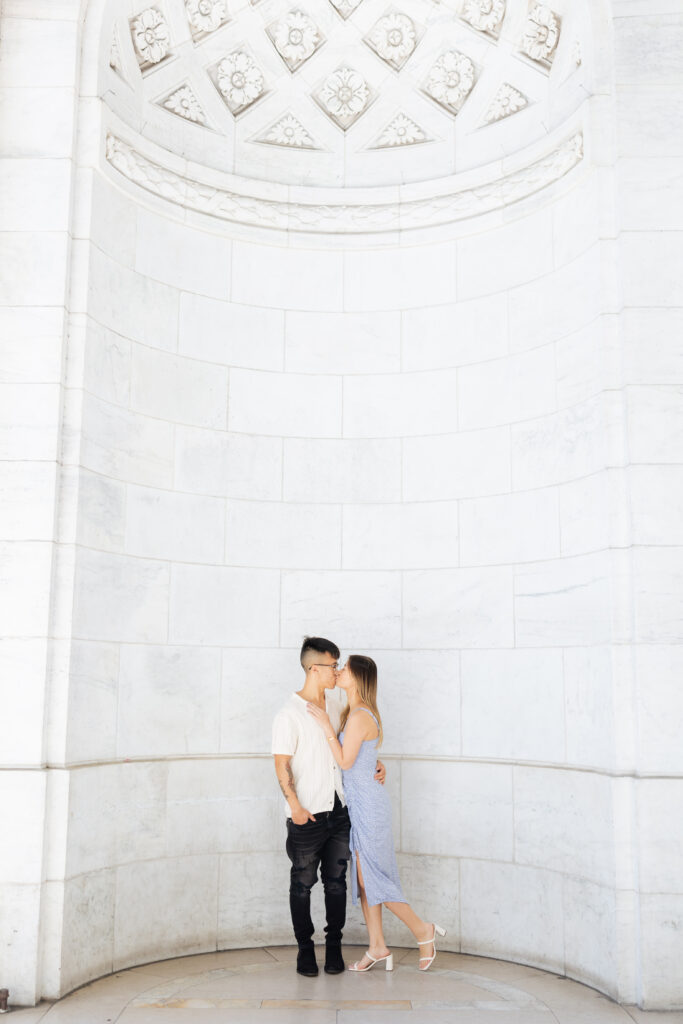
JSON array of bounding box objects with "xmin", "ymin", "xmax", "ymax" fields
[{"xmin": 307, "ymin": 654, "xmax": 445, "ymax": 972}]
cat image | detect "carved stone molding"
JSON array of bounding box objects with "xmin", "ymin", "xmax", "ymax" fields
[
  {"xmin": 185, "ymin": 0, "xmax": 228, "ymax": 38},
  {"xmin": 252, "ymin": 112, "xmax": 321, "ymax": 148},
  {"xmin": 215, "ymin": 51, "xmax": 265, "ymax": 113},
  {"xmin": 482, "ymin": 83, "xmax": 528, "ymax": 124},
  {"xmin": 267, "ymin": 9, "xmax": 323, "ymax": 72},
  {"xmin": 130, "ymin": 7, "xmax": 171, "ymax": 70},
  {"xmin": 425, "ymin": 51, "xmax": 476, "ymax": 115},
  {"xmin": 461, "ymin": 0, "xmax": 506, "ymax": 37},
  {"xmin": 521, "ymin": 3, "xmax": 560, "ymax": 69},
  {"xmin": 160, "ymin": 84, "xmax": 209, "ymax": 124},
  {"xmin": 315, "ymin": 67, "xmax": 372, "ymax": 129},
  {"xmin": 105, "ymin": 130, "xmax": 584, "ymax": 234},
  {"xmin": 366, "ymin": 12, "xmax": 418, "ymax": 71},
  {"xmin": 371, "ymin": 112, "xmax": 429, "ymax": 148}
]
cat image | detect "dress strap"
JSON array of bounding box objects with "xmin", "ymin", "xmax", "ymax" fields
[{"xmin": 350, "ymin": 707, "xmax": 379, "ymax": 727}]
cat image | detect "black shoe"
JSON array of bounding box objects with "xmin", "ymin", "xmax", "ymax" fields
[
  {"xmin": 324, "ymin": 945, "xmax": 345, "ymax": 974},
  {"xmin": 296, "ymin": 947, "xmax": 319, "ymax": 977}
]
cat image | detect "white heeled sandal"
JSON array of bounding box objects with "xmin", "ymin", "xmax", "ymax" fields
[
  {"xmin": 349, "ymin": 951, "xmax": 394, "ymax": 972},
  {"xmin": 417, "ymin": 924, "xmax": 446, "ymax": 971}
]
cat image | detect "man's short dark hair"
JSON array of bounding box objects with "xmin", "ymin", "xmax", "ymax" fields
[{"xmin": 300, "ymin": 636, "xmax": 340, "ymax": 667}]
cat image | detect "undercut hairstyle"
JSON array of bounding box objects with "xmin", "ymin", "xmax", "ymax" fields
[{"xmin": 300, "ymin": 636, "xmax": 340, "ymax": 668}]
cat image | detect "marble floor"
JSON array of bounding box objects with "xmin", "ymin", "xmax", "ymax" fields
[{"xmin": 8, "ymin": 947, "xmax": 683, "ymax": 1024}]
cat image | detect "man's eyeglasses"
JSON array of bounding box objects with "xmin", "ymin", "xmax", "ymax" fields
[{"xmin": 311, "ymin": 662, "xmax": 338, "ymax": 670}]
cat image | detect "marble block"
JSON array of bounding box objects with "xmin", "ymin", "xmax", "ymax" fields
[
  {"xmin": 225, "ymin": 500, "xmax": 342, "ymax": 569},
  {"xmin": 514, "ymin": 552, "xmax": 611, "ymax": 647},
  {"xmin": 460, "ymin": 488, "xmax": 560, "ymax": 566},
  {"xmin": 281, "ymin": 570, "xmax": 402, "ymax": 648},
  {"xmin": 460, "ymin": 860, "xmax": 564, "ymax": 969},
  {"xmin": 514, "ymin": 767, "xmax": 616, "ymax": 887},
  {"xmin": 72, "ymin": 548, "xmax": 170, "ymax": 644},
  {"xmin": 135, "ymin": 208, "xmax": 231, "ymax": 299},
  {"xmin": 125, "ymin": 484, "xmax": 225, "ymax": 564},
  {"xmin": 180, "ymin": 293, "xmax": 284, "ymax": 370},
  {"xmin": 114, "ymin": 855, "xmax": 219, "ymax": 970},
  {"xmin": 401, "ymin": 761, "xmax": 513, "ymax": 861},
  {"xmin": 221, "ymin": 647, "xmax": 298, "ymax": 754},
  {"xmin": 175, "ymin": 426, "xmax": 283, "ymax": 501},
  {"xmin": 169, "ymin": 564, "xmax": 280, "ymax": 646},
  {"xmin": 403, "ymin": 567, "xmax": 514, "ymax": 648},
  {"xmin": 118, "ymin": 645, "xmax": 221, "ymax": 757},
  {"xmin": 461, "ymin": 648, "xmax": 564, "ymax": 762},
  {"xmin": 284, "ymin": 438, "xmax": 402, "ymax": 503},
  {"xmin": 403, "ymin": 427, "xmax": 511, "ymax": 502},
  {"xmin": 343, "ymin": 368, "xmax": 459, "ymax": 438},
  {"xmin": 343, "ymin": 241, "xmax": 457, "ymax": 311},
  {"xmin": 285, "ymin": 310, "xmax": 401, "ymax": 374},
  {"xmin": 371, "ymin": 649, "xmax": 460, "ymax": 757},
  {"xmin": 342, "ymin": 502, "xmax": 459, "ymax": 571},
  {"xmin": 131, "ymin": 345, "xmax": 228, "ymax": 431},
  {"xmin": 66, "ymin": 640, "xmax": 119, "ymax": 764},
  {"xmin": 0, "ymin": 771, "xmax": 46, "ymax": 883}
]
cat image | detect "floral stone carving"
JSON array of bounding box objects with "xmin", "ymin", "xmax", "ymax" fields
[
  {"xmin": 521, "ymin": 3, "xmax": 560, "ymax": 67},
  {"xmin": 482, "ymin": 82, "xmax": 527, "ymax": 123},
  {"xmin": 317, "ymin": 67, "xmax": 370, "ymax": 129},
  {"xmin": 185, "ymin": 0, "xmax": 228, "ymax": 36},
  {"xmin": 269, "ymin": 10, "xmax": 323, "ymax": 72},
  {"xmin": 162, "ymin": 84, "xmax": 208, "ymax": 124},
  {"xmin": 106, "ymin": 131, "xmax": 584, "ymax": 234},
  {"xmin": 131, "ymin": 7, "xmax": 171, "ymax": 67},
  {"xmin": 216, "ymin": 51, "xmax": 265, "ymax": 113},
  {"xmin": 426, "ymin": 51, "xmax": 475, "ymax": 114},
  {"xmin": 328, "ymin": 0, "xmax": 363, "ymax": 21},
  {"xmin": 366, "ymin": 12, "xmax": 417, "ymax": 71},
  {"xmin": 461, "ymin": 0, "xmax": 506, "ymax": 35},
  {"xmin": 373, "ymin": 112, "xmax": 428, "ymax": 147},
  {"xmin": 255, "ymin": 112, "xmax": 319, "ymax": 148}
]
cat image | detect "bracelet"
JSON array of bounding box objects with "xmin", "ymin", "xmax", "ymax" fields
[{"xmin": 327, "ymin": 735, "xmax": 335, "ymax": 741}]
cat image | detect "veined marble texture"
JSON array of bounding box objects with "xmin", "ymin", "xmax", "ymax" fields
[{"xmin": 2, "ymin": 0, "xmax": 683, "ymax": 1015}]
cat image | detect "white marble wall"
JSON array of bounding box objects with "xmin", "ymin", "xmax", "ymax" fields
[
  {"xmin": 612, "ymin": 4, "xmax": 683, "ymax": 1008},
  {"xmin": 1, "ymin": 0, "xmax": 682, "ymax": 1013},
  {"xmin": 46, "ymin": 156, "xmax": 626, "ymax": 999}
]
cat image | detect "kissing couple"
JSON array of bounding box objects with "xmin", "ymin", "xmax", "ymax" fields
[{"xmin": 272, "ymin": 636, "xmax": 446, "ymax": 977}]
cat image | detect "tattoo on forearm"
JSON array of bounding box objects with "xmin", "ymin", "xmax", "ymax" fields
[{"xmin": 277, "ymin": 761, "xmax": 298, "ymax": 803}]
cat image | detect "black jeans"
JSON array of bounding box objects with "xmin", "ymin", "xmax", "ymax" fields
[{"xmin": 285, "ymin": 794, "xmax": 351, "ymax": 950}]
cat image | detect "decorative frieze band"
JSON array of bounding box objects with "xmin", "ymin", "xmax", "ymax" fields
[{"xmin": 105, "ymin": 130, "xmax": 584, "ymax": 234}]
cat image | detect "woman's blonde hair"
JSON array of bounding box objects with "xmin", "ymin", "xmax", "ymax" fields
[{"xmin": 338, "ymin": 654, "xmax": 383, "ymax": 747}]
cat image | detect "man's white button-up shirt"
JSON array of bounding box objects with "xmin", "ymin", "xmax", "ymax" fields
[{"xmin": 272, "ymin": 692, "xmax": 346, "ymax": 817}]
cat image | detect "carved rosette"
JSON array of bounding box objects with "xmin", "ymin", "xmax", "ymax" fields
[
  {"xmin": 328, "ymin": 0, "xmax": 363, "ymax": 21},
  {"xmin": 521, "ymin": 4, "xmax": 560, "ymax": 67},
  {"xmin": 482, "ymin": 83, "xmax": 527, "ymax": 124},
  {"xmin": 185, "ymin": 0, "xmax": 228, "ymax": 37},
  {"xmin": 216, "ymin": 51, "xmax": 265, "ymax": 113},
  {"xmin": 462, "ymin": 0, "xmax": 506, "ymax": 36},
  {"xmin": 162, "ymin": 84, "xmax": 208, "ymax": 124},
  {"xmin": 317, "ymin": 67, "xmax": 371, "ymax": 129},
  {"xmin": 426, "ymin": 51, "xmax": 475, "ymax": 114},
  {"xmin": 131, "ymin": 7, "xmax": 171, "ymax": 67},
  {"xmin": 373, "ymin": 112, "xmax": 428, "ymax": 148},
  {"xmin": 256, "ymin": 113, "xmax": 319, "ymax": 148},
  {"xmin": 269, "ymin": 10, "xmax": 323, "ymax": 72},
  {"xmin": 366, "ymin": 13, "xmax": 417, "ymax": 71}
]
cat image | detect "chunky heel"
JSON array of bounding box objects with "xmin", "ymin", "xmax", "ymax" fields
[
  {"xmin": 385, "ymin": 954, "xmax": 394, "ymax": 971},
  {"xmin": 434, "ymin": 925, "xmax": 446, "ymax": 938}
]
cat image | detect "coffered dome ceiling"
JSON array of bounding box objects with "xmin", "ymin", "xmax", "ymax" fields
[{"xmin": 104, "ymin": 0, "xmax": 590, "ymax": 189}]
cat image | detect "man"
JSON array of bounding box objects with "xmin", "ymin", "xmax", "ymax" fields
[{"xmin": 272, "ymin": 637, "xmax": 386, "ymax": 977}]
